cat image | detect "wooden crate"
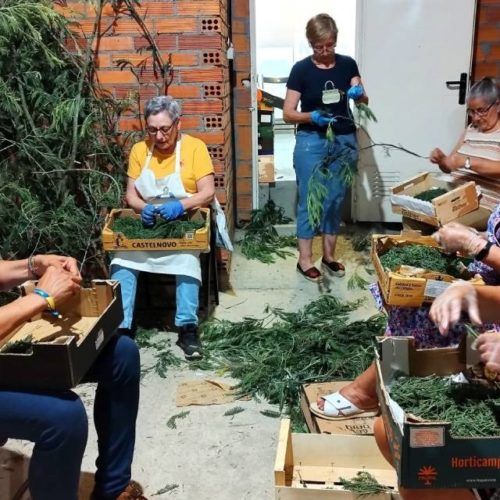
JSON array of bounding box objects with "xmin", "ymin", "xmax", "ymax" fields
[
  {"xmin": 275, "ymin": 419, "xmax": 400, "ymax": 499},
  {"xmin": 391, "ymin": 172, "xmax": 478, "ymax": 226},
  {"xmin": 372, "ymin": 231, "xmax": 484, "ymax": 307},
  {"xmin": 102, "ymin": 208, "xmax": 210, "ymax": 252}
]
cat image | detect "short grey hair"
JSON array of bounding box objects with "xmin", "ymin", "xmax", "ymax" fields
[
  {"xmin": 467, "ymin": 77, "xmax": 499, "ymax": 105},
  {"xmin": 144, "ymin": 95, "xmax": 181, "ymax": 121}
]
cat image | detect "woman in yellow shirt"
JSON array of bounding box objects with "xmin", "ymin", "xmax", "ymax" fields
[{"xmin": 110, "ymin": 96, "xmax": 215, "ymax": 359}]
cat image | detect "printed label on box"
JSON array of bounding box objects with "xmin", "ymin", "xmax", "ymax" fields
[
  {"xmin": 424, "ymin": 279, "xmax": 450, "ymax": 298},
  {"xmin": 410, "ymin": 427, "xmax": 445, "ymax": 448},
  {"xmin": 95, "ymin": 329, "xmax": 104, "ymax": 350}
]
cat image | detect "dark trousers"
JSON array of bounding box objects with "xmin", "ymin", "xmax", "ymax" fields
[{"xmin": 0, "ymin": 335, "xmax": 140, "ymax": 500}]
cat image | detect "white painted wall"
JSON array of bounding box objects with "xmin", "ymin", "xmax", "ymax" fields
[{"xmin": 255, "ymin": 1, "xmax": 357, "ymax": 104}]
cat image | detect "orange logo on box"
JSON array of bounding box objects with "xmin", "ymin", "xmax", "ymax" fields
[{"xmin": 418, "ymin": 466, "xmax": 438, "ymax": 486}]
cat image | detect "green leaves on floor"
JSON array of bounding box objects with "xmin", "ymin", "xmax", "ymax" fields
[
  {"xmin": 135, "ymin": 327, "xmax": 183, "ymax": 379},
  {"xmin": 240, "ymin": 200, "xmax": 297, "ymax": 263},
  {"xmin": 196, "ymin": 295, "xmax": 386, "ymax": 428}
]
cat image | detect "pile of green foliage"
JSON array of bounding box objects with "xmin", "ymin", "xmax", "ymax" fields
[
  {"xmin": 1, "ymin": 335, "xmax": 34, "ymax": 354},
  {"xmin": 241, "ymin": 200, "xmax": 297, "ymax": 263},
  {"xmin": 339, "ymin": 471, "xmax": 389, "ymax": 496},
  {"xmin": 379, "ymin": 244, "xmax": 464, "ymax": 277},
  {"xmin": 196, "ymin": 295, "xmax": 386, "ymax": 427},
  {"xmin": 413, "ymin": 187, "xmax": 448, "ymax": 202},
  {"xmin": 113, "ymin": 217, "xmax": 204, "ymax": 239},
  {"xmin": 0, "ymin": 0, "xmax": 131, "ymax": 275},
  {"xmin": 390, "ymin": 375, "xmax": 500, "ymax": 437}
]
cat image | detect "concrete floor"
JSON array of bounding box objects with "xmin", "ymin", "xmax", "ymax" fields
[{"xmin": 0, "ymin": 235, "xmax": 376, "ymax": 500}]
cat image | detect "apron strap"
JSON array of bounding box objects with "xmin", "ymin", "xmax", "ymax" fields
[
  {"xmin": 143, "ymin": 142, "xmax": 155, "ymax": 171},
  {"xmin": 174, "ymin": 137, "xmax": 182, "ymax": 174}
]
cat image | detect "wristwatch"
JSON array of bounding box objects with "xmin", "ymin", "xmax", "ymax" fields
[
  {"xmin": 464, "ymin": 157, "xmax": 471, "ymax": 170},
  {"xmin": 475, "ymin": 240, "xmax": 493, "ymax": 262}
]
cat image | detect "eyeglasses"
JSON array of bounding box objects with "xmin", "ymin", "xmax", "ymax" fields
[
  {"xmin": 466, "ymin": 102, "xmax": 496, "ymax": 118},
  {"xmin": 146, "ymin": 120, "xmax": 178, "ymax": 136},
  {"xmin": 311, "ymin": 41, "xmax": 335, "ymax": 53}
]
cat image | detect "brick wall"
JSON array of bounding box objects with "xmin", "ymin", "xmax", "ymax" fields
[
  {"xmin": 230, "ymin": 0, "xmax": 253, "ymax": 223},
  {"xmin": 473, "ymin": 0, "xmax": 500, "ymax": 80},
  {"xmin": 58, "ymin": 0, "xmax": 234, "ymax": 274}
]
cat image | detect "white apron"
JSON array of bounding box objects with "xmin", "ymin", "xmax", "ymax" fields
[{"xmin": 111, "ymin": 138, "xmax": 202, "ymax": 281}]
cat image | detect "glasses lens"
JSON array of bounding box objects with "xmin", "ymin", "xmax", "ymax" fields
[
  {"xmin": 467, "ymin": 103, "xmax": 494, "ymax": 117},
  {"xmin": 147, "ymin": 124, "xmax": 174, "ymax": 135},
  {"xmin": 313, "ymin": 43, "xmax": 334, "ymax": 52}
]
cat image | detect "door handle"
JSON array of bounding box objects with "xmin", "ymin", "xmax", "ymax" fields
[{"xmin": 445, "ymin": 73, "xmax": 467, "ymax": 105}]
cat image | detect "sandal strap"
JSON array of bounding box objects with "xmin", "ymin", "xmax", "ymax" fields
[
  {"xmin": 322, "ymin": 392, "xmax": 361, "ymax": 417},
  {"xmin": 321, "ymin": 259, "xmax": 345, "ymax": 272},
  {"xmin": 297, "ymin": 263, "xmax": 321, "ymax": 279}
]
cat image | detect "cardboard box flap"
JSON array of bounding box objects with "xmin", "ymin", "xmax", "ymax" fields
[
  {"xmin": 19, "ymin": 280, "xmax": 117, "ymax": 317},
  {"xmin": 377, "ymin": 336, "xmax": 482, "ymax": 381},
  {"xmin": 391, "ymin": 172, "xmax": 479, "ymax": 226},
  {"xmin": 7, "ymin": 280, "xmax": 120, "ymax": 348}
]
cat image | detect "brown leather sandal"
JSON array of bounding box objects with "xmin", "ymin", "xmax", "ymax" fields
[
  {"xmin": 93, "ymin": 481, "xmax": 147, "ymax": 500},
  {"xmin": 296, "ymin": 263, "xmax": 323, "ymax": 282},
  {"xmin": 321, "ymin": 259, "xmax": 346, "ymax": 277},
  {"xmin": 116, "ymin": 481, "xmax": 147, "ymax": 500}
]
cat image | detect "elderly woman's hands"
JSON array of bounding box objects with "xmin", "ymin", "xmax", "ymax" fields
[
  {"xmin": 35, "ymin": 254, "xmax": 81, "ymax": 278},
  {"xmin": 429, "ymin": 148, "xmax": 463, "ymax": 173},
  {"xmin": 37, "ymin": 266, "xmax": 81, "ymax": 307},
  {"xmin": 429, "ymin": 281, "xmax": 481, "ymax": 335},
  {"xmin": 432, "ymin": 222, "xmax": 487, "ymax": 256},
  {"xmin": 475, "ymin": 332, "xmax": 500, "ymax": 373}
]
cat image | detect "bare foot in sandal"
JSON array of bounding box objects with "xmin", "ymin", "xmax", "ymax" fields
[{"xmin": 312, "ymin": 364, "xmax": 379, "ymax": 420}]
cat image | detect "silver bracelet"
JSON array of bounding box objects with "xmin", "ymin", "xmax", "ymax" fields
[{"xmin": 28, "ymin": 254, "xmax": 40, "ymax": 279}]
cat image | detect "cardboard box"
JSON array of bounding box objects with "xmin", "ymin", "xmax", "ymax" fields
[
  {"xmin": 376, "ymin": 336, "xmax": 500, "ymax": 489},
  {"xmin": 258, "ymin": 154, "xmax": 275, "ymax": 184},
  {"xmin": 391, "ymin": 172, "xmax": 479, "ymax": 227},
  {"xmin": 372, "ymin": 231, "xmax": 484, "ymax": 307},
  {"xmin": 300, "ymin": 382, "xmax": 376, "ymax": 435},
  {"xmin": 102, "ymin": 207, "xmax": 210, "ymax": 252},
  {"xmin": 274, "ymin": 419, "xmax": 401, "ymax": 499},
  {"xmin": 0, "ymin": 280, "xmax": 123, "ymax": 391},
  {"xmin": 402, "ymin": 205, "xmax": 491, "ymax": 234}
]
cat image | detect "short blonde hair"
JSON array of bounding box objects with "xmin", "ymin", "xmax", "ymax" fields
[{"xmin": 306, "ymin": 13, "xmax": 338, "ymax": 45}]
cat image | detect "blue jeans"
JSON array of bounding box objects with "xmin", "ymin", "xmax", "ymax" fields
[
  {"xmin": 110, "ymin": 265, "xmax": 200, "ymax": 329},
  {"xmin": 293, "ymin": 130, "xmax": 358, "ymax": 239},
  {"xmin": 0, "ymin": 335, "xmax": 140, "ymax": 500}
]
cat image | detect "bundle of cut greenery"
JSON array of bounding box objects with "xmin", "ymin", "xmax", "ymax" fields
[
  {"xmin": 379, "ymin": 244, "xmax": 466, "ymax": 278},
  {"xmin": 339, "ymin": 471, "xmax": 388, "ymax": 496},
  {"xmin": 307, "ymin": 104, "xmax": 377, "ymax": 229},
  {"xmin": 195, "ymin": 295, "xmax": 386, "ymax": 427},
  {"xmin": 1, "ymin": 335, "xmax": 35, "ymax": 354},
  {"xmin": 112, "ymin": 216, "xmax": 204, "ymax": 239},
  {"xmin": 389, "ymin": 375, "xmax": 500, "ymax": 437},
  {"xmin": 350, "ymin": 231, "xmax": 372, "ymax": 252},
  {"xmin": 241, "ymin": 200, "xmax": 297, "ymax": 263},
  {"xmin": 413, "ymin": 187, "xmax": 448, "ymax": 202}
]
